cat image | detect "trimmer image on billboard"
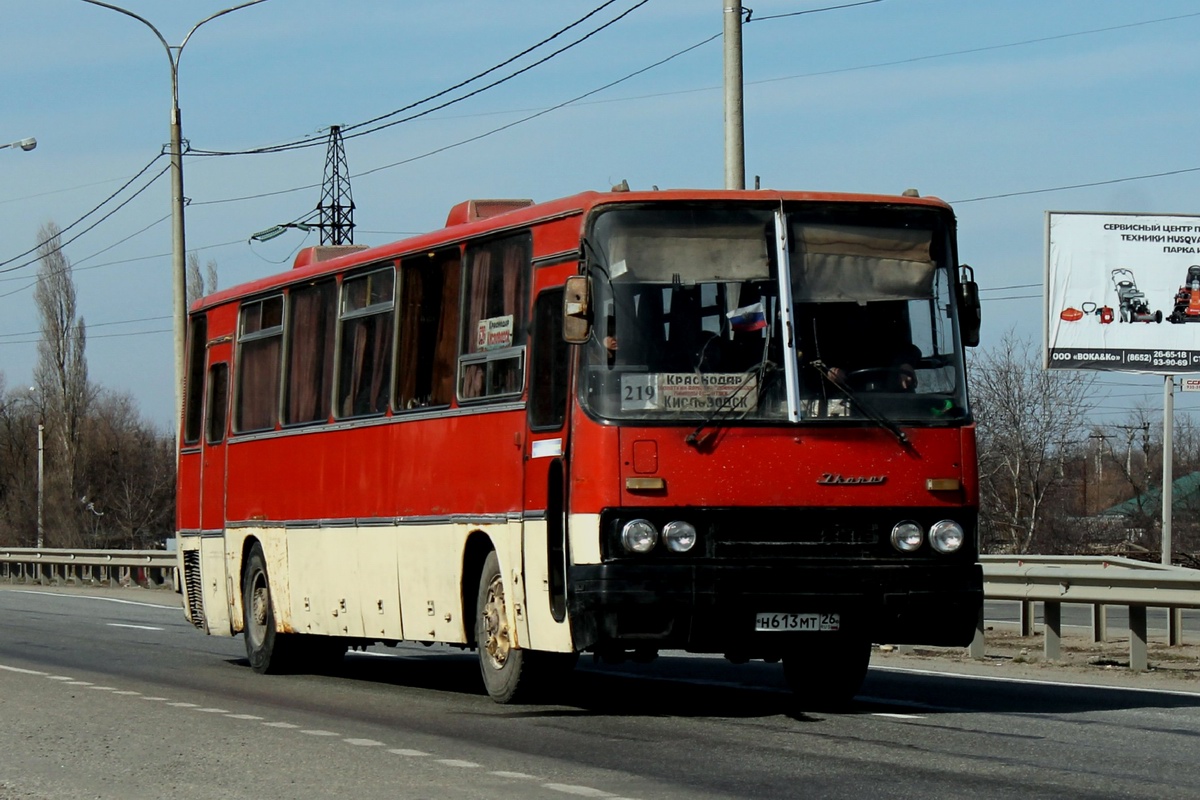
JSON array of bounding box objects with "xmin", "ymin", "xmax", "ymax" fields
[{"xmin": 1046, "ymin": 211, "xmax": 1200, "ymax": 373}]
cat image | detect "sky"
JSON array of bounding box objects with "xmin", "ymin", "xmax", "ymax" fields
[{"xmin": 3, "ymin": 0, "xmax": 1200, "ymax": 434}]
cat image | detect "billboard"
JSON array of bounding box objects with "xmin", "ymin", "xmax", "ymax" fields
[{"xmin": 1045, "ymin": 211, "xmax": 1200, "ymax": 373}]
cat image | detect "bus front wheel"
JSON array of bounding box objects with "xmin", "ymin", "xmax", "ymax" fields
[{"xmin": 476, "ymin": 551, "xmax": 530, "ymax": 703}]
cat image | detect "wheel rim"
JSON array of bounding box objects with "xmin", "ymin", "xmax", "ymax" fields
[
  {"xmin": 247, "ymin": 570, "xmax": 269, "ymax": 647},
  {"xmin": 481, "ymin": 574, "xmax": 511, "ymax": 670}
]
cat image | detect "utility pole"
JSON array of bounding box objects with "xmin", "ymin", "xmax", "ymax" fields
[
  {"xmin": 316, "ymin": 125, "xmax": 355, "ymax": 245},
  {"xmin": 723, "ymin": 1, "xmax": 745, "ymax": 190}
]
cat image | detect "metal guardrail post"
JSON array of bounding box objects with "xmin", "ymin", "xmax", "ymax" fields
[
  {"xmin": 970, "ymin": 606, "xmax": 986, "ymax": 659},
  {"xmin": 1169, "ymin": 608, "xmax": 1184, "ymax": 646},
  {"xmin": 1092, "ymin": 604, "xmax": 1107, "ymax": 643},
  {"xmin": 1019, "ymin": 600, "xmax": 1036, "ymax": 637},
  {"xmin": 1129, "ymin": 606, "xmax": 1148, "ymax": 671},
  {"xmin": 1044, "ymin": 602, "xmax": 1062, "ymax": 661}
]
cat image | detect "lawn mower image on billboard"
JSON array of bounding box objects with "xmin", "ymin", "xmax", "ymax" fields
[
  {"xmin": 1111, "ymin": 268, "xmax": 1162, "ymax": 323},
  {"xmin": 1168, "ymin": 265, "xmax": 1200, "ymax": 323}
]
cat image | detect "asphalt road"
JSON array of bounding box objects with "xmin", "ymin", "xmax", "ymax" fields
[{"xmin": 2, "ymin": 586, "xmax": 1200, "ymax": 799}]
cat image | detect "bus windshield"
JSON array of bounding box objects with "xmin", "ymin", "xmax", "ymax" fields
[{"xmin": 580, "ymin": 203, "xmax": 970, "ymax": 425}]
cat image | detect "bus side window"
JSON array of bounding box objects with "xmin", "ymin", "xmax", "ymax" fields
[
  {"xmin": 458, "ymin": 233, "xmax": 531, "ymax": 401},
  {"xmin": 183, "ymin": 314, "xmax": 207, "ymax": 444},
  {"xmin": 283, "ymin": 280, "xmax": 336, "ymax": 425},
  {"xmin": 235, "ymin": 295, "xmax": 284, "ymax": 433},
  {"xmin": 205, "ymin": 363, "xmax": 229, "ymax": 444},
  {"xmin": 529, "ymin": 287, "xmax": 567, "ymax": 430},
  {"xmin": 336, "ymin": 267, "xmax": 395, "ymax": 418},
  {"xmin": 396, "ymin": 251, "xmax": 461, "ymax": 410}
]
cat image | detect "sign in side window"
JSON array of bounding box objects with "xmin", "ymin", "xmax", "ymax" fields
[
  {"xmin": 458, "ymin": 233, "xmax": 531, "ymax": 401},
  {"xmin": 235, "ymin": 295, "xmax": 283, "ymax": 433},
  {"xmin": 337, "ymin": 267, "xmax": 395, "ymax": 418}
]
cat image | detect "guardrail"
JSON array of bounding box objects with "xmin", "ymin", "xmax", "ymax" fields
[
  {"xmin": 977, "ymin": 554, "xmax": 1200, "ymax": 671},
  {"xmin": 0, "ymin": 547, "xmax": 176, "ymax": 590},
  {"xmin": 1, "ymin": 547, "xmax": 1195, "ymax": 672}
]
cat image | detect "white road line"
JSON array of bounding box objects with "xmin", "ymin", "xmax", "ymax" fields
[
  {"xmin": 226, "ymin": 714, "xmax": 263, "ymax": 721},
  {"xmin": 112, "ymin": 690, "xmax": 141, "ymax": 696},
  {"xmin": 436, "ymin": 759, "xmax": 480, "ymax": 768},
  {"xmin": 388, "ymin": 749, "xmax": 429, "ymax": 757},
  {"xmin": 0, "ymin": 665, "xmax": 46, "ymax": 676},
  {"xmin": 872, "ymin": 712, "xmax": 925, "ymax": 720},
  {"xmin": 4, "ymin": 588, "xmax": 177, "ymax": 610},
  {"xmin": 343, "ymin": 738, "xmax": 385, "ymax": 747},
  {"xmin": 87, "ymin": 686, "xmax": 117, "ymax": 691},
  {"xmin": 46, "ymin": 676, "xmax": 74, "ymax": 681},
  {"xmin": 491, "ymin": 771, "xmax": 537, "ymax": 780},
  {"xmin": 544, "ymin": 785, "xmax": 616, "ymax": 798},
  {"xmin": 107, "ymin": 623, "xmax": 164, "ymax": 631},
  {"xmin": 194, "ymin": 707, "xmax": 230, "ymax": 713},
  {"xmin": 64, "ymin": 681, "xmax": 93, "ymax": 686},
  {"xmin": 140, "ymin": 696, "xmax": 169, "ymax": 701},
  {"xmin": 167, "ymin": 702, "xmax": 198, "ymax": 708},
  {"xmin": 301, "ymin": 729, "xmax": 340, "ymax": 737},
  {"xmin": 873, "ymin": 664, "xmax": 1200, "ymax": 698},
  {"xmin": 262, "ymin": 722, "xmax": 299, "ymax": 729}
]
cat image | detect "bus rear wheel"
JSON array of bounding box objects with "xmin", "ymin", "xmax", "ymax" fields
[
  {"xmin": 243, "ymin": 543, "xmax": 296, "ymax": 674},
  {"xmin": 783, "ymin": 635, "xmax": 871, "ymax": 710}
]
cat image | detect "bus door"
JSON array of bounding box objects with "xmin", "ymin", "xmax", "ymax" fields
[
  {"xmin": 524, "ymin": 277, "xmax": 573, "ymax": 631},
  {"xmin": 198, "ymin": 340, "xmax": 232, "ymax": 536}
]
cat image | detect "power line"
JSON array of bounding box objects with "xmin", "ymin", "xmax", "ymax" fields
[{"xmin": 191, "ymin": 0, "xmax": 646, "ymax": 157}]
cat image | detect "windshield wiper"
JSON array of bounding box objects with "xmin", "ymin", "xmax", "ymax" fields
[
  {"xmin": 685, "ymin": 357, "xmax": 779, "ymax": 448},
  {"xmin": 808, "ymin": 359, "xmax": 912, "ymax": 449}
]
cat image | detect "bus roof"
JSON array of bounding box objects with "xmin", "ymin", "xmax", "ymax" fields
[{"xmin": 192, "ymin": 187, "xmax": 953, "ymax": 313}]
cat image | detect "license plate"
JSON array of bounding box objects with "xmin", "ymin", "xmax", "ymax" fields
[{"xmin": 754, "ymin": 612, "xmax": 840, "ymax": 632}]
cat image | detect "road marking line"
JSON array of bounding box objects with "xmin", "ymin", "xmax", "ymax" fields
[
  {"xmin": 873, "ymin": 665, "xmax": 1200, "ymax": 698},
  {"xmin": 872, "ymin": 712, "xmax": 925, "ymax": 720},
  {"xmin": 87, "ymin": 686, "xmax": 118, "ymax": 691},
  {"xmin": 343, "ymin": 738, "xmax": 385, "ymax": 747},
  {"xmin": 140, "ymin": 696, "xmax": 169, "ymax": 701},
  {"xmin": 46, "ymin": 676, "xmax": 74, "ymax": 681},
  {"xmin": 112, "ymin": 690, "xmax": 141, "ymax": 696},
  {"xmin": 194, "ymin": 707, "xmax": 230, "ymax": 713},
  {"xmin": 544, "ymin": 785, "xmax": 615, "ymax": 797},
  {"xmin": 5, "ymin": 589, "xmax": 178, "ymax": 610},
  {"xmin": 388, "ymin": 749, "xmax": 429, "ymax": 757},
  {"xmin": 226, "ymin": 714, "xmax": 263, "ymax": 720},
  {"xmin": 491, "ymin": 771, "xmax": 537, "ymax": 780},
  {"xmin": 107, "ymin": 623, "xmax": 164, "ymax": 631},
  {"xmin": 65, "ymin": 681, "xmax": 93, "ymax": 686},
  {"xmin": 436, "ymin": 759, "xmax": 480, "ymax": 768},
  {"xmin": 0, "ymin": 665, "xmax": 47, "ymax": 676},
  {"xmin": 301, "ymin": 729, "xmax": 340, "ymax": 736},
  {"xmin": 167, "ymin": 702, "xmax": 198, "ymax": 708},
  {"xmin": 262, "ymin": 722, "xmax": 299, "ymax": 729}
]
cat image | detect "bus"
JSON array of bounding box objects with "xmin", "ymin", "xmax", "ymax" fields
[{"xmin": 176, "ymin": 187, "xmax": 983, "ymax": 706}]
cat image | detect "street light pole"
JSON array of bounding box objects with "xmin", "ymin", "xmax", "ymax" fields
[
  {"xmin": 79, "ymin": 0, "xmax": 270, "ymax": 426},
  {"xmin": 0, "ymin": 137, "xmax": 37, "ymax": 153}
]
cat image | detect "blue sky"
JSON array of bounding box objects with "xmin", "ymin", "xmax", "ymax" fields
[{"xmin": 3, "ymin": 0, "xmax": 1200, "ymax": 431}]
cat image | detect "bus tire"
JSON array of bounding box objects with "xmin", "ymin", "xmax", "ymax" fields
[
  {"xmin": 783, "ymin": 636, "xmax": 871, "ymax": 710},
  {"xmin": 476, "ymin": 551, "xmax": 533, "ymax": 703},
  {"xmin": 242, "ymin": 543, "xmax": 295, "ymax": 674}
]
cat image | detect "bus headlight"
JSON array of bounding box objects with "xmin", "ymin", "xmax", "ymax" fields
[
  {"xmin": 890, "ymin": 521, "xmax": 923, "ymax": 552},
  {"xmin": 621, "ymin": 519, "xmax": 658, "ymax": 553},
  {"xmin": 662, "ymin": 520, "xmax": 697, "ymax": 553},
  {"xmin": 929, "ymin": 520, "xmax": 965, "ymax": 553}
]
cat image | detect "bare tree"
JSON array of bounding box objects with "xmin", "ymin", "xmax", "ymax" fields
[
  {"xmin": 186, "ymin": 251, "xmax": 219, "ymax": 305},
  {"xmin": 970, "ymin": 331, "xmax": 1097, "ymax": 553},
  {"xmin": 33, "ymin": 221, "xmax": 92, "ymax": 547}
]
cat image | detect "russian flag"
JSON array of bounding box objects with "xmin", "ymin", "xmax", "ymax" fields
[{"xmin": 727, "ymin": 301, "xmax": 767, "ymax": 332}]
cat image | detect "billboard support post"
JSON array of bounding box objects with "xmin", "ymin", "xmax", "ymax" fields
[{"xmin": 1163, "ymin": 374, "xmax": 1174, "ymax": 566}]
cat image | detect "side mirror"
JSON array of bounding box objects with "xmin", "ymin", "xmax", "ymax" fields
[
  {"xmin": 957, "ymin": 264, "xmax": 981, "ymax": 348},
  {"xmin": 563, "ymin": 275, "xmax": 591, "ymax": 344}
]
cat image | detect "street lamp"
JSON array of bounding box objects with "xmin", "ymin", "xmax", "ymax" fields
[
  {"xmin": 79, "ymin": 0, "xmax": 271, "ymax": 426},
  {"xmin": 0, "ymin": 137, "xmax": 37, "ymax": 153}
]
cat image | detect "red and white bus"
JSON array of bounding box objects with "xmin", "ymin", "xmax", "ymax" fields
[{"xmin": 177, "ymin": 188, "xmax": 983, "ymax": 705}]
